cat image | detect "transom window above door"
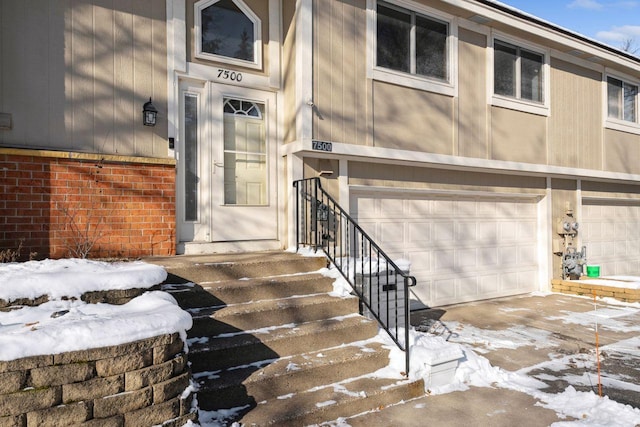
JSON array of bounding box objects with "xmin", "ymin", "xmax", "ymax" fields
[{"xmin": 195, "ymin": 0, "xmax": 262, "ymax": 69}]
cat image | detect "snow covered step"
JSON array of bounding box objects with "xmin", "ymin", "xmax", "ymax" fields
[
  {"xmin": 195, "ymin": 342, "xmax": 390, "ymax": 411},
  {"xmin": 170, "ymin": 274, "xmax": 335, "ymax": 309},
  {"xmin": 188, "ymin": 294, "xmax": 360, "ymax": 337},
  {"xmin": 188, "ymin": 315, "xmax": 379, "ymax": 372},
  {"xmin": 238, "ymin": 375, "xmax": 425, "ymax": 426}
]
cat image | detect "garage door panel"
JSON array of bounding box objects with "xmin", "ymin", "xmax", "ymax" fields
[
  {"xmin": 407, "ymin": 250, "xmax": 432, "ymax": 273},
  {"xmin": 408, "ymin": 222, "xmax": 432, "ymax": 244},
  {"xmin": 456, "ymin": 248, "xmax": 478, "ymax": 269},
  {"xmin": 434, "ymin": 278, "xmax": 456, "ymax": 301},
  {"xmin": 433, "ymin": 200, "xmax": 455, "ymax": 216},
  {"xmin": 500, "ymin": 272, "xmax": 519, "ymax": 291},
  {"xmin": 459, "ymin": 276, "xmax": 479, "ymax": 295},
  {"xmin": 499, "ymin": 221, "xmax": 518, "ymax": 241},
  {"xmin": 379, "ymin": 222, "xmax": 404, "ymax": 245},
  {"xmin": 352, "ymin": 193, "xmax": 540, "ymax": 307},
  {"xmin": 518, "ymin": 245, "xmax": 537, "ymax": 266},
  {"xmin": 478, "ymin": 247, "xmax": 499, "ymax": 267},
  {"xmin": 434, "ymin": 222, "xmax": 455, "ymax": 242},
  {"xmin": 407, "ymin": 199, "xmax": 431, "ymax": 216},
  {"xmin": 479, "ymin": 274, "xmax": 500, "ymax": 294},
  {"xmin": 434, "ymin": 249, "xmax": 455, "ymax": 272},
  {"xmin": 456, "ymin": 222, "xmax": 478, "ymax": 241},
  {"xmin": 498, "ymin": 245, "xmax": 518, "ymax": 264}
]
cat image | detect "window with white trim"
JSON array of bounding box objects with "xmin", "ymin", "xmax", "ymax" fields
[
  {"xmin": 376, "ymin": 1, "xmax": 448, "ymax": 81},
  {"xmin": 368, "ymin": 0, "xmax": 456, "ymax": 96},
  {"xmin": 494, "ymin": 40, "xmax": 544, "ymax": 103},
  {"xmin": 607, "ymin": 76, "xmax": 638, "ymax": 124},
  {"xmin": 195, "ymin": 0, "xmax": 262, "ymax": 69}
]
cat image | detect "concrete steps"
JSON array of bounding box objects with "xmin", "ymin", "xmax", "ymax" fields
[
  {"xmin": 187, "ymin": 293, "xmax": 360, "ymax": 337},
  {"xmin": 195, "ymin": 342, "xmax": 390, "ymax": 410},
  {"xmin": 153, "ymin": 250, "xmax": 424, "ymax": 426}
]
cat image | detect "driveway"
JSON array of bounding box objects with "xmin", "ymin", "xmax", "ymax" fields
[
  {"xmin": 415, "ymin": 293, "xmax": 640, "ymax": 408},
  {"xmin": 335, "ymin": 293, "xmax": 640, "ymax": 426}
]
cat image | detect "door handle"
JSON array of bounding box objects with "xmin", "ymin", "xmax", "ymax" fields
[{"xmin": 213, "ymin": 161, "xmax": 224, "ymax": 173}]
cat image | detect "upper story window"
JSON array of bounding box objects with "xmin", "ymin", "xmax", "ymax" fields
[
  {"xmin": 490, "ymin": 36, "xmax": 549, "ymax": 116},
  {"xmin": 367, "ymin": 0, "xmax": 457, "ymax": 97},
  {"xmin": 608, "ymin": 76, "xmax": 638, "ymax": 123},
  {"xmin": 376, "ymin": 1, "xmax": 448, "ymax": 81},
  {"xmin": 195, "ymin": 0, "xmax": 262, "ymax": 69},
  {"xmin": 605, "ymin": 74, "xmax": 640, "ymax": 135},
  {"xmin": 494, "ymin": 40, "xmax": 544, "ymax": 103}
]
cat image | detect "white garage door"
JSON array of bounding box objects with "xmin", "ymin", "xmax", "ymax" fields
[
  {"xmin": 351, "ymin": 192, "xmax": 540, "ymax": 308},
  {"xmin": 581, "ymin": 201, "xmax": 640, "ymax": 276}
]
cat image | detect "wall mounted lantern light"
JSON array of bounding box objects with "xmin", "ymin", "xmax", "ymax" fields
[{"xmin": 142, "ymin": 98, "xmax": 158, "ymax": 126}]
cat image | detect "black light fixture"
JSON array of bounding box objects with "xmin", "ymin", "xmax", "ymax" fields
[{"xmin": 142, "ymin": 98, "xmax": 158, "ymax": 126}]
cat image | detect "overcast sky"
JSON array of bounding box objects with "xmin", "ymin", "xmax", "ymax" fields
[{"xmin": 498, "ymin": 0, "xmax": 640, "ymax": 53}]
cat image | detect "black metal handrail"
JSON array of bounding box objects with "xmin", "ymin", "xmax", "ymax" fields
[{"xmin": 293, "ymin": 178, "xmax": 417, "ymax": 376}]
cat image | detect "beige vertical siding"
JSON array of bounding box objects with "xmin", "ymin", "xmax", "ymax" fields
[
  {"xmin": 604, "ymin": 129, "xmax": 640, "ymax": 175},
  {"xmin": 282, "ymin": 0, "xmax": 297, "ymax": 144},
  {"xmin": 0, "ymin": 0, "xmax": 167, "ymax": 157},
  {"xmin": 186, "ymin": 0, "xmax": 270, "ymax": 74},
  {"xmin": 548, "ymin": 58, "xmax": 602, "ymax": 170},
  {"xmin": 312, "ymin": 0, "xmax": 367, "ymax": 145},
  {"xmin": 550, "ymin": 179, "xmax": 578, "ymax": 277},
  {"xmin": 490, "ymin": 106, "xmax": 546, "ymax": 163},
  {"xmin": 303, "ymin": 157, "xmax": 340, "ymax": 197},
  {"xmin": 457, "ymin": 28, "xmax": 488, "ymax": 159},
  {"xmin": 348, "ymin": 161, "xmax": 546, "ymax": 194},
  {"xmin": 373, "ymin": 81, "xmax": 454, "ymax": 153},
  {"xmin": 582, "ymin": 181, "xmax": 640, "ymax": 200}
]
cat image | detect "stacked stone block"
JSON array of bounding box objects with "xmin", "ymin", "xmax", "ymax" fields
[
  {"xmin": 551, "ymin": 279, "xmax": 640, "ymax": 303},
  {"xmin": 0, "ymin": 333, "xmax": 196, "ymax": 427}
]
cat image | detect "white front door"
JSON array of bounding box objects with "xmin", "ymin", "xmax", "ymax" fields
[{"xmin": 177, "ymin": 81, "xmax": 278, "ymax": 244}]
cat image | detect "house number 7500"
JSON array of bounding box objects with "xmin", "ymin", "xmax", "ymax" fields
[{"xmin": 217, "ymin": 69, "xmax": 243, "ymax": 82}]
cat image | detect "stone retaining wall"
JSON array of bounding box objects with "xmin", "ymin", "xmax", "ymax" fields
[
  {"xmin": 0, "ymin": 332, "xmax": 196, "ymax": 427},
  {"xmin": 551, "ymin": 279, "xmax": 640, "ymax": 303}
]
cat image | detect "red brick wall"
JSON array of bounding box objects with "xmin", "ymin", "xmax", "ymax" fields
[{"xmin": 1, "ymin": 151, "xmax": 176, "ymax": 259}]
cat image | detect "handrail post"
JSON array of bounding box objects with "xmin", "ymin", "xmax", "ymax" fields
[
  {"xmin": 404, "ymin": 276, "xmax": 410, "ymax": 376},
  {"xmin": 294, "ymin": 181, "xmax": 300, "ymax": 251}
]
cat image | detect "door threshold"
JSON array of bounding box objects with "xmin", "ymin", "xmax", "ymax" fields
[{"xmin": 177, "ymin": 240, "xmax": 283, "ymax": 255}]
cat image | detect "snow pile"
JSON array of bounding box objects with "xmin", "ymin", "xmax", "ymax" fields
[
  {"xmin": 0, "ymin": 259, "xmax": 190, "ymax": 361},
  {"xmin": 0, "ymin": 258, "xmax": 167, "ymax": 301}
]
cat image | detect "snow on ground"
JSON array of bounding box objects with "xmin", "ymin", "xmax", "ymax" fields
[
  {"xmin": 3, "ymin": 257, "xmax": 640, "ymax": 426},
  {"xmin": 0, "ymin": 258, "xmax": 167, "ymax": 300},
  {"xmin": 0, "ymin": 259, "xmax": 191, "ymax": 361}
]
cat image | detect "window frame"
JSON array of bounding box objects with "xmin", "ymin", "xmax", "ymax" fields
[
  {"xmin": 367, "ymin": 0, "xmax": 458, "ymax": 97},
  {"xmin": 194, "ymin": 0, "xmax": 263, "ymax": 70},
  {"xmin": 604, "ymin": 72, "xmax": 640, "ymax": 135},
  {"xmin": 489, "ymin": 33, "xmax": 550, "ymax": 117}
]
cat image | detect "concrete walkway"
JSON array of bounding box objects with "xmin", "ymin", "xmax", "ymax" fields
[{"xmin": 338, "ymin": 293, "xmax": 640, "ymax": 426}]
